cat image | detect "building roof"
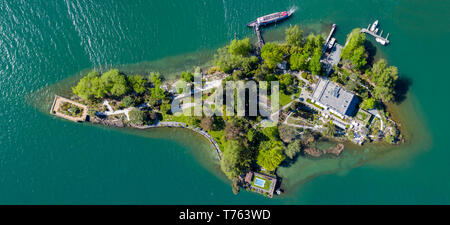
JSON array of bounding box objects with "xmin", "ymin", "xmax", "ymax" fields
[{"xmin": 312, "ymin": 79, "xmax": 358, "ymax": 117}]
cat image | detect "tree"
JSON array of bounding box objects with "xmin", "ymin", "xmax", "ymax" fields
[
  {"xmin": 261, "ymin": 43, "xmax": 284, "ymax": 70},
  {"xmin": 232, "ymin": 70, "xmax": 245, "ymax": 81},
  {"xmin": 101, "ymin": 69, "xmax": 129, "ymax": 97},
  {"xmin": 289, "ymin": 52, "xmax": 309, "ymax": 71},
  {"xmin": 220, "ymin": 140, "xmax": 250, "ymax": 180},
  {"xmin": 200, "ymin": 116, "xmax": 213, "ymax": 131},
  {"xmin": 262, "ymin": 126, "xmax": 280, "ymax": 141},
  {"xmin": 149, "ymin": 72, "xmax": 161, "ymax": 83},
  {"xmin": 160, "ymin": 102, "xmax": 171, "ymax": 114},
  {"xmin": 285, "ymin": 139, "xmax": 302, "ymax": 159},
  {"xmin": 129, "ymin": 109, "xmax": 146, "ymax": 126},
  {"xmin": 285, "ymin": 25, "xmax": 303, "ymax": 46},
  {"xmin": 257, "ymin": 141, "xmax": 286, "ymax": 171},
  {"xmin": 278, "ymin": 74, "xmax": 293, "ymax": 93},
  {"xmin": 228, "ymin": 38, "xmax": 252, "ymax": 56},
  {"xmin": 369, "ymin": 59, "xmax": 398, "ymax": 102},
  {"xmin": 72, "ymin": 70, "xmax": 106, "ymax": 100},
  {"xmin": 225, "ymin": 119, "xmax": 246, "ymax": 140},
  {"xmin": 121, "ymin": 96, "xmax": 134, "ymax": 108},
  {"xmin": 278, "ymin": 125, "xmax": 297, "ymax": 143},
  {"xmin": 309, "ymin": 48, "xmax": 322, "ymax": 75},
  {"xmin": 325, "ymin": 121, "xmax": 337, "ymax": 137},
  {"xmin": 360, "ymin": 98, "xmax": 376, "ymax": 110},
  {"xmin": 180, "ymin": 71, "xmax": 194, "ymax": 82},
  {"xmin": 150, "ymin": 79, "xmax": 165, "ymax": 102},
  {"xmin": 128, "ymin": 75, "xmax": 146, "ymax": 94},
  {"xmin": 341, "ymin": 29, "xmax": 367, "ymax": 70}
]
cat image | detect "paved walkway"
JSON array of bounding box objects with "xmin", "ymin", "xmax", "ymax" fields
[{"xmin": 102, "ymin": 100, "xmax": 132, "ymax": 121}]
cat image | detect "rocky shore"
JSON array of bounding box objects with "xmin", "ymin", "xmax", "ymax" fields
[{"xmin": 304, "ymin": 143, "xmax": 345, "ymax": 157}]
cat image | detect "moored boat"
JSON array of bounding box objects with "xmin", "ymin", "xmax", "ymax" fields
[
  {"xmin": 370, "ymin": 20, "xmax": 379, "ymax": 32},
  {"xmin": 247, "ymin": 11, "xmax": 292, "ymax": 27}
]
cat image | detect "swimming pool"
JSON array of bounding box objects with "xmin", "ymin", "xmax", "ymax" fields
[{"xmin": 254, "ymin": 177, "xmax": 266, "ymax": 188}]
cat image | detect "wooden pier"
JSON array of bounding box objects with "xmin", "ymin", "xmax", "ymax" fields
[
  {"xmin": 361, "ymin": 22, "xmax": 390, "ymax": 45},
  {"xmin": 323, "ymin": 24, "xmax": 336, "ymax": 53},
  {"xmin": 254, "ymin": 25, "xmax": 265, "ymax": 49}
]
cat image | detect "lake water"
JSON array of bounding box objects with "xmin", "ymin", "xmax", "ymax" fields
[{"xmin": 0, "ymin": 0, "xmax": 449, "ymax": 204}]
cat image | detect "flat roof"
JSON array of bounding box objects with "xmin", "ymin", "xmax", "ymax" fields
[{"xmin": 312, "ymin": 79, "xmax": 358, "ymax": 116}]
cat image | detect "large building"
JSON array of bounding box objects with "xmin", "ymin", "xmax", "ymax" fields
[{"xmin": 311, "ymin": 79, "xmax": 359, "ymax": 118}]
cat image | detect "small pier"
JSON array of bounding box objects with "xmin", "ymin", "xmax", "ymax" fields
[
  {"xmin": 254, "ymin": 25, "xmax": 265, "ymax": 49},
  {"xmin": 323, "ymin": 24, "xmax": 336, "ymax": 53},
  {"xmin": 361, "ymin": 22, "xmax": 390, "ymax": 45}
]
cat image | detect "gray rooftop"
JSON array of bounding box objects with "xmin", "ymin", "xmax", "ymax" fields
[{"xmin": 312, "ymin": 79, "xmax": 358, "ymax": 116}]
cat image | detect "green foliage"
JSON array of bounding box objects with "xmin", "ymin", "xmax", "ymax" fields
[
  {"xmin": 150, "ymin": 79, "xmax": 165, "ymax": 102},
  {"xmin": 278, "ymin": 125, "xmax": 297, "ymax": 143},
  {"xmin": 368, "ymin": 59, "xmax": 398, "ymax": 102},
  {"xmin": 129, "ymin": 109, "xmax": 146, "ymax": 126},
  {"xmin": 121, "ymin": 96, "xmax": 134, "ymax": 108},
  {"xmin": 360, "ymin": 97, "xmax": 376, "ymax": 110},
  {"xmin": 228, "ymin": 38, "xmax": 252, "ymax": 56},
  {"xmin": 101, "ymin": 69, "xmax": 130, "ymax": 97},
  {"xmin": 180, "ymin": 71, "xmax": 194, "ymax": 82},
  {"xmin": 149, "ymin": 72, "xmax": 161, "ymax": 83},
  {"xmin": 309, "ymin": 48, "xmax": 322, "ymax": 75},
  {"xmin": 285, "ymin": 25, "xmax": 304, "ymax": 46},
  {"xmin": 232, "ymin": 70, "xmax": 245, "ymax": 81},
  {"xmin": 261, "ymin": 43, "xmax": 284, "ymax": 69},
  {"xmin": 262, "ymin": 126, "xmax": 280, "ymax": 141},
  {"xmin": 289, "ymin": 52, "xmax": 309, "ymax": 71},
  {"xmin": 257, "ymin": 141, "xmax": 286, "ymax": 171},
  {"xmin": 341, "ymin": 29, "xmax": 367, "ymax": 70},
  {"xmin": 277, "ymin": 73, "xmax": 293, "ymax": 93},
  {"xmin": 325, "ymin": 121, "xmax": 337, "ymax": 137},
  {"xmin": 285, "ymin": 139, "xmax": 302, "ymax": 159},
  {"xmin": 72, "ymin": 70, "xmax": 106, "ymax": 100},
  {"xmin": 128, "ymin": 75, "xmax": 146, "ymax": 94},
  {"xmin": 220, "ymin": 140, "xmax": 252, "ymax": 180}
]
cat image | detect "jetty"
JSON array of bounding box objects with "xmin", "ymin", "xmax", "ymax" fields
[
  {"xmin": 361, "ymin": 21, "xmax": 390, "ymax": 45},
  {"xmin": 254, "ymin": 25, "xmax": 265, "ymax": 49}
]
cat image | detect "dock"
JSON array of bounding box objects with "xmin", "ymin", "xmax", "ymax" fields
[
  {"xmin": 254, "ymin": 25, "xmax": 265, "ymax": 49},
  {"xmin": 323, "ymin": 24, "xmax": 336, "ymax": 53},
  {"xmin": 361, "ymin": 22, "xmax": 390, "ymax": 45}
]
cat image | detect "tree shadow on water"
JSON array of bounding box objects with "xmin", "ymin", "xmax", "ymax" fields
[
  {"xmin": 364, "ymin": 40, "xmax": 377, "ymax": 66},
  {"xmin": 394, "ymin": 76, "xmax": 412, "ymax": 104}
]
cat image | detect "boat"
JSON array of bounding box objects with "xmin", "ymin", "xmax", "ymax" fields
[
  {"xmin": 376, "ymin": 37, "xmax": 386, "ymax": 45},
  {"xmin": 370, "ymin": 20, "xmax": 378, "ymax": 32},
  {"xmin": 247, "ymin": 11, "xmax": 292, "ymax": 27},
  {"xmin": 328, "ymin": 37, "xmax": 336, "ymax": 49}
]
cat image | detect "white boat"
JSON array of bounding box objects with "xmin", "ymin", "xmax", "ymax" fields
[
  {"xmin": 370, "ymin": 20, "xmax": 378, "ymax": 32},
  {"xmin": 376, "ymin": 37, "xmax": 386, "ymax": 45},
  {"xmin": 328, "ymin": 37, "xmax": 336, "ymax": 49},
  {"xmin": 374, "ymin": 28, "xmax": 379, "ymax": 34}
]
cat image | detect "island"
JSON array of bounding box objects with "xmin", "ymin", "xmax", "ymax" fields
[{"xmin": 48, "ymin": 22, "xmax": 403, "ymax": 198}]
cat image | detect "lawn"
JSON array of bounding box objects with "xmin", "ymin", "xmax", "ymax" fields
[
  {"xmin": 306, "ymin": 98, "xmax": 324, "ymax": 110},
  {"xmin": 251, "ymin": 174, "xmax": 272, "ymax": 191}
]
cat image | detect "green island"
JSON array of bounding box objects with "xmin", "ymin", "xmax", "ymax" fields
[{"xmin": 49, "ymin": 24, "xmax": 403, "ymax": 198}]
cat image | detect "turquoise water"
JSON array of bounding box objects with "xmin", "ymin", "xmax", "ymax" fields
[{"xmin": 0, "ymin": 0, "xmax": 449, "ymax": 204}]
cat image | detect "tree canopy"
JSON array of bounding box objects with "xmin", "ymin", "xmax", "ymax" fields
[
  {"xmin": 257, "ymin": 140, "xmax": 286, "ymax": 171},
  {"xmin": 72, "ymin": 70, "xmax": 106, "ymax": 100},
  {"xmin": 261, "ymin": 43, "xmax": 284, "ymax": 70},
  {"xmin": 180, "ymin": 71, "xmax": 194, "ymax": 82},
  {"xmin": 341, "ymin": 29, "xmax": 367, "ymax": 70},
  {"xmin": 369, "ymin": 59, "xmax": 398, "ymax": 102},
  {"xmin": 228, "ymin": 38, "xmax": 252, "ymax": 56},
  {"xmin": 128, "ymin": 75, "xmax": 146, "ymax": 94},
  {"xmin": 101, "ymin": 69, "xmax": 130, "ymax": 97},
  {"xmin": 285, "ymin": 25, "xmax": 304, "ymax": 46}
]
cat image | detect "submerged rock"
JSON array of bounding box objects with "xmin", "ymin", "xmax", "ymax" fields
[{"xmin": 304, "ymin": 143, "xmax": 344, "ymax": 157}]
